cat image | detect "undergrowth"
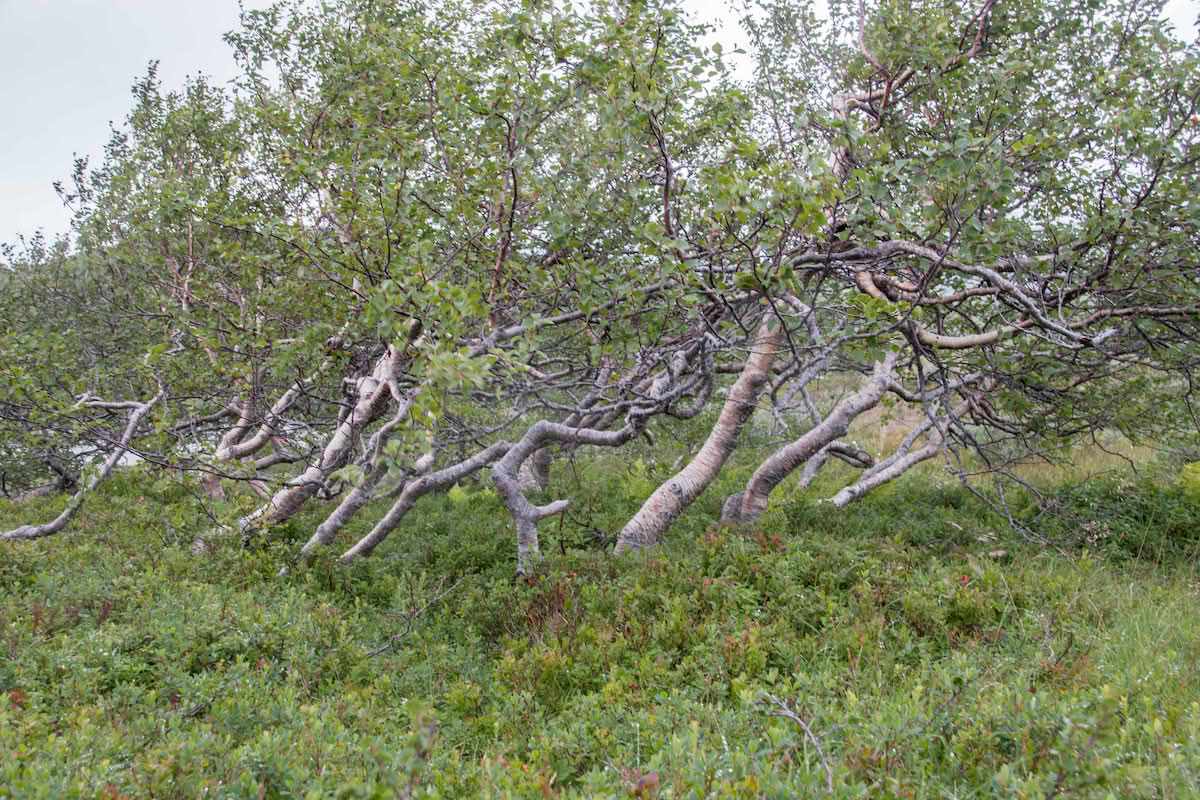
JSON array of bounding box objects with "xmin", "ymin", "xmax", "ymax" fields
[{"xmin": 1, "ymin": 462, "xmax": 1199, "ymax": 798}]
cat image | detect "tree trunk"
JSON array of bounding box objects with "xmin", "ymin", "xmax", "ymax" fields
[
  {"xmin": 2, "ymin": 384, "xmax": 164, "ymax": 541},
  {"xmin": 259, "ymin": 372, "xmax": 395, "ymax": 525},
  {"xmin": 795, "ymin": 441, "xmax": 875, "ymax": 489},
  {"xmin": 827, "ymin": 398, "xmax": 970, "ymax": 507},
  {"xmin": 198, "ymin": 347, "xmax": 401, "ymax": 548},
  {"xmin": 721, "ymin": 352, "xmax": 897, "ymax": 524},
  {"xmin": 614, "ymin": 315, "xmax": 782, "ymax": 554},
  {"xmin": 339, "ymin": 441, "xmax": 513, "ymax": 562},
  {"xmin": 516, "ymin": 364, "xmax": 617, "ymax": 492},
  {"xmin": 496, "ymin": 419, "xmax": 648, "ymax": 573},
  {"xmin": 296, "ymin": 383, "xmax": 422, "ymax": 553},
  {"xmin": 284, "ymin": 308, "xmax": 655, "ymax": 561},
  {"xmin": 517, "ymin": 447, "xmax": 554, "ymax": 492}
]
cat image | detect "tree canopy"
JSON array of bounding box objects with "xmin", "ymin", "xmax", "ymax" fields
[{"xmin": 3, "ymin": 0, "xmax": 1198, "ymax": 570}]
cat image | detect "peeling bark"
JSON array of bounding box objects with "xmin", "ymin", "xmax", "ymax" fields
[
  {"xmin": 615, "ymin": 316, "xmax": 783, "ymax": 554},
  {"xmin": 254, "ymin": 352, "xmax": 398, "ymax": 526},
  {"xmin": 796, "ymin": 441, "xmax": 875, "ymax": 490},
  {"xmin": 272, "ymin": 301, "xmax": 672, "ymax": 561},
  {"xmin": 194, "ymin": 347, "xmax": 402, "ymax": 550},
  {"xmin": 517, "ymin": 449, "xmax": 554, "ymax": 492},
  {"xmin": 516, "ymin": 365, "xmax": 617, "ymax": 492}
]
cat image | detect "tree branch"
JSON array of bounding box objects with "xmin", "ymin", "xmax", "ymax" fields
[{"xmin": 3, "ymin": 381, "xmax": 165, "ymax": 541}]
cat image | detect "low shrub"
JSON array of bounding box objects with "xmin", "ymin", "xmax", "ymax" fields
[{"xmin": 2, "ymin": 468, "xmax": 1198, "ymax": 797}]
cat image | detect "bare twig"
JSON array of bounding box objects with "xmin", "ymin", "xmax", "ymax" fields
[
  {"xmin": 763, "ymin": 693, "xmax": 834, "ymax": 793},
  {"xmin": 367, "ymin": 577, "xmax": 462, "ymax": 657}
]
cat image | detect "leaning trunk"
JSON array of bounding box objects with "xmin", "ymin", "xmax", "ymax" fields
[
  {"xmin": 721, "ymin": 352, "xmax": 898, "ymax": 524},
  {"xmin": 614, "ymin": 315, "xmax": 782, "ymax": 554},
  {"xmin": 339, "ymin": 441, "xmax": 513, "ymax": 562},
  {"xmin": 496, "ymin": 419, "xmax": 648, "ymax": 573},
  {"xmin": 2, "ymin": 384, "xmax": 164, "ymax": 541},
  {"xmin": 828, "ymin": 397, "xmax": 972, "ymax": 507},
  {"xmin": 222, "ymin": 345, "xmax": 401, "ymax": 540}
]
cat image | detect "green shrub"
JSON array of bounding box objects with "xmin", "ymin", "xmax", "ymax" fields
[{"xmin": 2, "ymin": 465, "xmax": 1199, "ymax": 797}]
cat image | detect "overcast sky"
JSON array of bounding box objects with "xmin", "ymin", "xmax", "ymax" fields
[{"xmin": 1, "ymin": 0, "xmax": 1195, "ymax": 249}]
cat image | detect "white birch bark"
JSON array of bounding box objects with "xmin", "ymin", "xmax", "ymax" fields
[
  {"xmin": 614, "ymin": 316, "xmax": 783, "ymax": 554},
  {"xmin": 796, "ymin": 441, "xmax": 875, "ymax": 489},
  {"xmin": 215, "ymin": 392, "xmax": 256, "ymax": 457},
  {"xmin": 296, "ymin": 306, "xmax": 651, "ymax": 555},
  {"xmin": 294, "ymin": 381, "xmax": 422, "ymax": 553},
  {"xmin": 721, "ymin": 351, "xmax": 898, "ymax": 524},
  {"xmin": 258, "ymin": 289, "xmax": 675, "ymax": 559},
  {"xmin": 248, "ymin": 347, "xmax": 400, "ymax": 527},
  {"xmin": 495, "ymin": 419, "xmax": 649, "ymax": 573},
  {"xmin": 190, "ymin": 346, "xmax": 402, "ymax": 551},
  {"xmin": 516, "ymin": 364, "xmax": 621, "ymax": 491},
  {"xmin": 828, "ymin": 398, "xmax": 971, "ymax": 507},
  {"xmin": 2, "ymin": 383, "xmax": 165, "ymax": 541},
  {"xmin": 338, "ymin": 441, "xmax": 513, "ymax": 562}
]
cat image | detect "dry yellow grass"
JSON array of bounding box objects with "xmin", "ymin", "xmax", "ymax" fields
[{"xmin": 846, "ymin": 400, "xmax": 1157, "ymax": 486}]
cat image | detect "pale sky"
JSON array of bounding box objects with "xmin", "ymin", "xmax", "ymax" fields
[{"xmin": 1, "ymin": 0, "xmax": 1195, "ymax": 250}]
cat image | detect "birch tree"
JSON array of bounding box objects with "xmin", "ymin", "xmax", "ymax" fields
[
  {"xmin": 619, "ymin": 0, "xmax": 1200, "ymax": 545},
  {"xmin": 3, "ymin": 0, "xmax": 1197, "ymax": 570}
]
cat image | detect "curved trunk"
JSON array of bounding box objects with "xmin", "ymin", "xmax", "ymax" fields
[
  {"xmin": 796, "ymin": 441, "xmax": 875, "ymax": 490},
  {"xmin": 828, "ymin": 398, "xmax": 971, "ymax": 507},
  {"xmin": 339, "ymin": 441, "xmax": 513, "ymax": 562},
  {"xmin": 298, "ymin": 384, "xmax": 422, "ymax": 553},
  {"xmin": 614, "ymin": 316, "xmax": 782, "ymax": 554},
  {"xmin": 517, "ymin": 447, "xmax": 555, "ymax": 491},
  {"xmin": 516, "ymin": 364, "xmax": 618, "ymax": 492},
  {"xmin": 495, "ymin": 418, "xmax": 647, "ymax": 573},
  {"xmin": 257, "ymin": 382, "xmax": 392, "ymax": 526},
  {"xmin": 2, "ymin": 384, "xmax": 164, "ymax": 541},
  {"xmin": 207, "ymin": 346, "xmax": 401, "ymax": 546},
  {"xmin": 722, "ymin": 352, "xmax": 897, "ymax": 525},
  {"xmin": 288, "ymin": 310, "xmax": 651, "ymax": 560}
]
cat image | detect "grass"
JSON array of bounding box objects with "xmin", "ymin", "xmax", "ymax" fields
[{"xmin": 2, "ymin": 447, "xmax": 1199, "ymax": 798}]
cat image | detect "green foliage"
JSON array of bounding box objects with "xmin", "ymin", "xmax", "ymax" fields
[
  {"xmin": 1035, "ymin": 473, "xmax": 1200, "ymax": 563},
  {"xmin": 3, "ymin": 463, "xmax": 1199, "ymax": 797},
  {"xmin": 2, "ymin": 0, "xmax": 1200, "ymax": 792}
]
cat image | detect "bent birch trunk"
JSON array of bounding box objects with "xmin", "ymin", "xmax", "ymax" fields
[
  {"xmin": 338, "ymin": 441, "xmax": 513, "ymax": 562},
  {"xmin": 495, "ymin": 419, "xmax": 649, "ymax": 573},
  {"xmin": 614, "ymin": 316, "xmax": 782, "ymax": 554},
  {"xmin": 828, "ymin": 398, "xmax": 971, "ymax": 507},
  {"xmin": 722, "ymin": 351, "xmax": 898, "ymax": 524},
  {"xmin": 2, "ymin": 383, "xmax": 165, "ymax": 541},
  {"xmin": 196, "ymin": 347, "xmax": 401, "ymax": 550},
  {"xmin": 295, "ymin": 381, "xmax": 423, "ymax": 553}
]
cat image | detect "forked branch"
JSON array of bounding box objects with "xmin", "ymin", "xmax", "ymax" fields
[{"xmin": 3, "ymin": 380, "xmax": 166, "ymax": 541}]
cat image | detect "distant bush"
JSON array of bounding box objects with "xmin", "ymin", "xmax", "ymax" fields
[{"xmin": 1037, "ymin": 473, "xmax": 1200, "ymax": 562}]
